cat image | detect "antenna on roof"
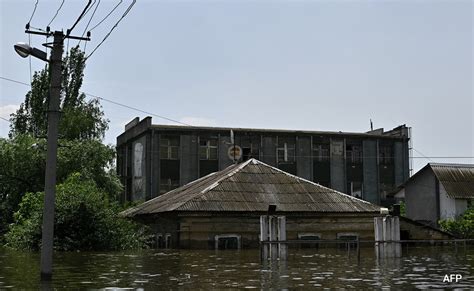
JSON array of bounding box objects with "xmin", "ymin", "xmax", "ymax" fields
[{"xmin": 370, "ymin": 119, "xmax": 373, "ymax": 131}]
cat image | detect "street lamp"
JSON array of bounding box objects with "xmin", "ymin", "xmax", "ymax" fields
[
  {"xmin": 14, "ymin": 42, "xmax": 48, "ymax": 62},
  {"xmin": 14, "ymin": 32, "xmax": 64, "ymax": 281}
]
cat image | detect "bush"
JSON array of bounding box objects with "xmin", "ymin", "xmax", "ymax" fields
[
  {"xmin": 439, "ymin": 207, "xmax": 474, "ymax": 239},
  {"xmin": 5, "ymin": 173, "xmax": 149, "ymax": 251}
]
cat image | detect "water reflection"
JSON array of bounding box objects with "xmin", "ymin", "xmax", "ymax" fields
[{"xmin": 0, "ymin": 247, "xmax": 473, "ymax": 289}]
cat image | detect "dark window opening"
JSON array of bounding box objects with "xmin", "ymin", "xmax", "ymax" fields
[
  {"xmin": 199, "ymin": 160, "xmax": 218, "ymax": 177},
  {"xmin": 347, "ymin": 181, "xmax": 363, "ymax": 198},
  {"xmin": 379, "ymin": 144, "xmax": 394, "ymax": 165},
  {"xmin": 346, "ymin": 142, "xmax": 362, "ymax": 164},
  {"xmin": 160, "ymin": 160, "xmax": 180, "ymax": 194},
  {"xmin": 298, "ymin": 234, "xmax": 321, "ymax": 249},
  {"xmin": 236, "ymin": 134, "xmax": 260, "ymax": 161},
  {"xmin": 215, "ymin": 235, "xmax": 240, "ymax": 250},
  {"xmin": 338, "ymin": 234, "xmax": 358, "ymax": 250}
]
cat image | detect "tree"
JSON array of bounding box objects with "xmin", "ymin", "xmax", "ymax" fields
[
  {"xmin": 9, "ymin": 46, "xmax": 108, "ymax": 140},
  {"xmin": 1, "ymin": 46, "xmax": 118, "ymax": 240},
  {"xmin": 439, "ymin": 207, "xmax": 474, "ymax": 239},
  {"xmin": 0, "ymin": 135, "xmax": 122, "ymax": 237},
  {"xmin": 5, "ymin": 173, "xmax": 148, "ymax": 251}
]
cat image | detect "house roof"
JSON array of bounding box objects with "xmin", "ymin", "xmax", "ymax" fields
[
  {"xmin": 121, "ymin": 159, "xmax": 381, "ymax": 217},
  {"xmin": 430, "ymin": 163, "xmax": 474, "ymax": 199}
]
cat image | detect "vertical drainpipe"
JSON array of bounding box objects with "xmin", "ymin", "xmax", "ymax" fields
[{"xmin": 376, "ymin": 139, "xmax": 381, "ymax": 205}]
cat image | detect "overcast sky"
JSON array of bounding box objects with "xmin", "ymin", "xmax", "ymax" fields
[{"xmin": 1, "ymin": 0, "xmax": 472, "ymax": 173}]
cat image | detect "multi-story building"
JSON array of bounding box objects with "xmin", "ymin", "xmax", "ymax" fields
[{"xmin": 116, "ymin": 117, "xmax": 411, "ymax": 206}]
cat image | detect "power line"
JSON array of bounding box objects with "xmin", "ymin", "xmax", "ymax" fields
[
  {"xmin": 84, "ymin": 92, "xmax": 193, "ymax": 126},
  {"xmin": 412, "ymin": 147, "xmax": 433, "ymax": 162},
  {"xmin": 47, "ymin": 0, "xmax": 65, "ymax": 27},
  {"xmin": 0, "ymin": 75, "xmax": 192, "ymax": 127},
  {"xmin": 27, "ymin": 0, "xmax": 39, "ymax": 25},
  {"xmin": 0, "ymin": 117, "xmax": 11, "ymax": 123},
  {"xmin": 86, "ymin": 0, "xmax": 136, "ymax": 60},
  {"xmin": 89, "ymin": 0, "xmax": 123, "ymax": 32},
  {"xmin": 79, "ymin": 0, "xmax": 101, "ymax": 50},
  {"xmin": 66, "ymin": 0, "xmax": 92, "ymax": 37}
]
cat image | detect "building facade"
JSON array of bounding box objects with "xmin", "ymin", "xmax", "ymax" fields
[
  {"xmin": 399, "ymin": 163, "xmax": 474, "ymax": 227},
  {"xmin": 116, "ymin": 117, "xmax": 411, "ymax": 206}
]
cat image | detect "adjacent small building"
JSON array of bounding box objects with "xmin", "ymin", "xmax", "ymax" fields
[
  {"xmin": 399, "ymin": 163, "xmax": 474, "ymax": 227},
  {"xmin": 116, "ymin": 117, "xmax": 412, "ymax": 206},
  {"xmin": 121, "ymin": 159, "xmax": 383, "ymax": 249}
]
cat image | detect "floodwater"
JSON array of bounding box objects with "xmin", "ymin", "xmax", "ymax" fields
[{"xmin": 1, "ymin": 246, "xmax": 473, "ymax": 289}]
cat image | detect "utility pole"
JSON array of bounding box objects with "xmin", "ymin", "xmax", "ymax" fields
[
  {"xmin": 16, "ymin": 28, "xmax": 90, "ymax": 281},
  {"xmin": 40, "ymin": 30, "xmax": 63, "ymax": 281}
]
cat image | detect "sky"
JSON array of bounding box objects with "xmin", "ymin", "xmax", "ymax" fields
[{"xmin": 0, "ymin": 0, "xmax": 473, "ymax": 173}]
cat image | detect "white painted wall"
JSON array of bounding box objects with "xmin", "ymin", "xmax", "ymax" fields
[{"xmin": 439, "ymin": 183, "xmax": 457, "ymax": 220}]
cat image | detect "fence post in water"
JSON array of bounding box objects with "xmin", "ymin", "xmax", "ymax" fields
[
  {"xmin": 269, "ymin": 216, "xmax": 279, "ymax": 260},
  {"xmin": 260, "ymin": 215, "xmax": 269, "ymax": 261},
  {"xmin": 278, "ymin": 216, "xmax": 287, "ymax": 260},
  {"xmin": 374, "ymin": 216, "xmax": 401, "ymax": 259},
  {"xmin": 357, "ymin": 237, "xmax": 361, "ymax": 263}
]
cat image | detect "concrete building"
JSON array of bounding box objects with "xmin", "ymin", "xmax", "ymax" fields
[
  {"xmin": 121, "ymin": 159, "xmax": 383, "ymax": 249},
  {"xmin": 116, "ymin": 117, "xmax": 411, "ymax": 206},
  {"xmin": 399, "ymin": 163, "xmax": 474, "ymax": 227}
]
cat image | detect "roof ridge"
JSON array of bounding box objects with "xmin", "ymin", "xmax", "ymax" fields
[
  {"xmin": 199, "ymin": 159, "xmax": 255, "ymax": 194},
  {"xmin": 250, "ymin": 159, "xmax": 377, "ymax": 206}
]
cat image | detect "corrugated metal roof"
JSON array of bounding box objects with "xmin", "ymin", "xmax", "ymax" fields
[
  {"xmin": 120, "ymin": 159, "xmax": 381, "ymax": 217},
  {"xmin": 430, "ymin": 163, "xmax": 474, "ymax": 199}
]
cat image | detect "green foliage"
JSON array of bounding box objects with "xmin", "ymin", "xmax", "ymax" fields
[
  {"xmin": 439, "ymin": 207, "xmax": 474, "ymax": 239},
  {"xmin": 399, "ymin": 201, "xmax": 406, "ymax": 217},
  {"xmin": 0, "ymin": 135, "xmax": 121, "ymax": 237},
  {"xmin": 5, "ymin": 173, "xmax": 149, "ymax": 251},
  {"xmin": 9, "ymin": 46, "xmax": 108, "ymax": 140}
]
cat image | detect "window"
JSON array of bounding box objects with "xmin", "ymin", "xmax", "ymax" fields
[
  {"xmin": 346, "ymin": 143, "xmax": 362, "ymax": 164},
  {"xmin": 298, "ymin": 233, "xmax": 321, "ymax": 249},
  {"xmin": 337, "ymin": 233, "xmax": 359, "ymax": 250},
  {"xmin": 313, "ymin": 137, "xmax": 330, "ymax": 162},
  {"xmin": 160, "ymin": 178, "xmax": 179, "ymax": 194},
  {"xmin": 214, "ymin": 234, "xmax": 241, "ymax": 250},
  {"xmin": 379, "ymin": 144, "xmax": 393, "ymax": 165},
  {"xmin": 160, "ymin": 136, "xmax": 179, "ymax": 160},
  {"xmin": 347, "ymin": 181, "xmax": 363, "ymax": 198},
  {"xmin": 277, "ymin": 137, "xmax": 295, "ymax": 163},
  {"xmin": 199, "ymin": 138, "xmax": 218, "ymax": 160}
]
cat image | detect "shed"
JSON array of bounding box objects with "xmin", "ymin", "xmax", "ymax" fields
[{"xmin": 398, "ymin": 163, "xmax": 474, "ymax": 227}]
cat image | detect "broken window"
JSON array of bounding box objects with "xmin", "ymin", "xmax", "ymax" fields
[
  {"xmin": 199, "ymin": 138, "xmax": 218, "ymax": 160},
  {"xmin": 214, "ymin": 234, "xmax": 241, "ymax": 250},
  {"xmin": 346, "ymin": 142, "xmax": 362, "ymax": 164},
  {"xmin": 313, "ymin": 137, "xmax": 331, "ymax": 186},
  {"xmin": 347, "ymin": 181, "xmax": 363, "ymax": 198},
  {"xmin": 160, "ymin": 135, "xmax": 180, "ymax": 160},
  {"xmin": 277, "ymin": 137, "xmax": 296, "ymax": 163},
  {"xmin": 160, "ymin": 137, "xmax": 180, "ymax": 194},
  {"xmin": 379, "ymin": 144, "xmax": 394, "ymax": 165},
  {"xmin": 239, "ymin": 135, "xmax": 260, "ymax": 161}
]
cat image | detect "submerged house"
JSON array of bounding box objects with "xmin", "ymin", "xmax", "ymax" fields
[
  {"xmin": 398, "ymin": 163, "xmax": 474, "ymax": 227},
  {"xmin": 121, "ymin": 159, "xmax": 383, "ymax": 249}
]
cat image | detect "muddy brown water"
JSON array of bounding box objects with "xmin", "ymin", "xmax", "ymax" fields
[{"xmin": 1, "ymin": 246, "xmax": 473, "ymax": 289}]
